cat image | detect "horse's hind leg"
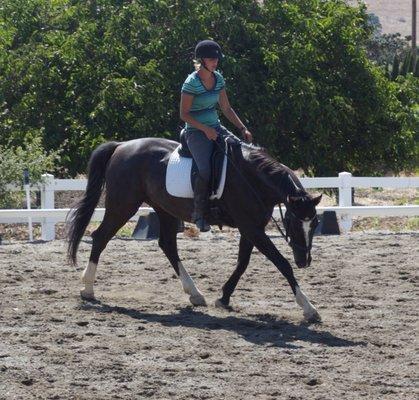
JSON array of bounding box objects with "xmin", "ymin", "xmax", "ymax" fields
[
  {"xmin": 155, "ymin": 208, "xmax": 206, "ymax": 306},
  {"xmin": 81, "ymin": 204, "xmax": 140, "ymax": 300}
]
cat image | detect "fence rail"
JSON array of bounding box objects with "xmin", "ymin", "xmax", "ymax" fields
[{"xmin": 2, "ymin": 172, "xmax": 418, "ymax": 240}]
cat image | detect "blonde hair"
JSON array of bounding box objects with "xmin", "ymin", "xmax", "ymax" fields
[{"xmin": 193, "ymin": 58, "xmax": 201, "ymax": 71}]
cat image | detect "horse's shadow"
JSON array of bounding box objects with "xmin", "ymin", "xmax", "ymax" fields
[{"xmin": 80, "ymin": 300, "xmax": 366, "ymax": 350}]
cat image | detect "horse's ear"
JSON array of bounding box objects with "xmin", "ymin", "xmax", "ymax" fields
[{"xmin": 312, "ymin": 194, "xmax": 322, "ymax": 206}]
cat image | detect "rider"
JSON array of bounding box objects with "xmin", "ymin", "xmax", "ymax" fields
[{"xmin": 180, "ymin": 39, "xmax": 253, "ymax": 232}]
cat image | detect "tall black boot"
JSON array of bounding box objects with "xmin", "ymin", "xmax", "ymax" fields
[{"xmin": 192, "ymin": 176, "xmax": 211, "ymax": 232}]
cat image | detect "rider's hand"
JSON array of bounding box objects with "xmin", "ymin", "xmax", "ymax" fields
[
  {"xmin": 204, "ymin": 127, "xmax": 218, "ymax": 141},
  {"xmin": 242, "ymin": 129, "xmax": 253, "ymax": 143}
]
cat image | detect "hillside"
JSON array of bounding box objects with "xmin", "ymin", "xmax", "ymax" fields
[{"xmin": 348, "ymin": 0, "xmax": 416, "ymax": 37}]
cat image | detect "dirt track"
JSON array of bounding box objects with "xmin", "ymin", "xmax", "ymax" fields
[{"xmin": 0, "ymin": 229, "xmax": 418, "ymax": 399}]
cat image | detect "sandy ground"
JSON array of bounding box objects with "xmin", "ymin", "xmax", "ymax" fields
[{"xmin": 0, "ymin": 228, "xmax": 418, "ymax": 399}]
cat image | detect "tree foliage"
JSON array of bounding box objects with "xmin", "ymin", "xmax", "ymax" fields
[
  {"xmin": 365, "ymin": 13, "xmax": 410, "ymax": 67},
  {"xmin": 0, "ymin": 135, "xmax": 61, "ymax": 208},
  {"xmin": 0, "ymin": 0, "xmax": 417, "ymax": 176}
]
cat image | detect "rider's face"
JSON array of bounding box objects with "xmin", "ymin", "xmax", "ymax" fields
[{"xmin": 202, "ymin": 57, "xmax": 219, "ymax": 71}]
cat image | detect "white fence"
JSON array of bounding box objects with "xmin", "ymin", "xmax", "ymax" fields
[{"xmin": 1, "ymin": 172, "xmax": 418, "ymax": 240}]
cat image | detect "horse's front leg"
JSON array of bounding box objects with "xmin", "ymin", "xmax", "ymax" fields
[
  {"xmin": 215, "ymin": 235, "xmax": 253, "ymax": 308},
  {"xmin": 240, "ymin": 227, "xmax": 321, "ymax": 322}
]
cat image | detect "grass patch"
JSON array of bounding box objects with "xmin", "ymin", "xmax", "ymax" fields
[
  {"xmin": 352, "ymin": 216, "xmax": 419, "ymax": 232},
  {"xmin": 405, "ymin": 217, "xmax": 419, "ymax": 231}
]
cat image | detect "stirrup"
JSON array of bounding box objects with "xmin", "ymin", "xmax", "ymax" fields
[{"xmin": 195, "ymin": 217, "xmax": 210, "ymax": 232}]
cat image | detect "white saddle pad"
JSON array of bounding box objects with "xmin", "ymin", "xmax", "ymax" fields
[{"xmin": 165, "ymin": 145, "xmax": 227, "ymax": 199}]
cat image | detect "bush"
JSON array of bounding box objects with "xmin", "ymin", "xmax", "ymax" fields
[{"xmin": 0, "ymin": 134, "xmax": 61, "ymax": 208}]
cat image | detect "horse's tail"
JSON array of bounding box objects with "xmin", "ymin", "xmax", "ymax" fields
[{"xmin": 67, "ymin": 141, "xmax": 120, "ymax": 265}]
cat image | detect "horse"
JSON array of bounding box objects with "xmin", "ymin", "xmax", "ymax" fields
[{"xmin": 67, "ymin": 135, "xmax": 322, "ymax": 322}]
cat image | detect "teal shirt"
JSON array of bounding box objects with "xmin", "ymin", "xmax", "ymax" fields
[{"xmin": 181, "ymin": 70, "xmax": 225, "ymax": 132}]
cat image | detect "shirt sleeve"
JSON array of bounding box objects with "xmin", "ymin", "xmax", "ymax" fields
[
  {"xmin": 181, "ymin": 75, "xmax": 197, "ymax": 95},
  {"xmin": 216, "ymin": 71, "xmax": 226, "ymax": 90}
]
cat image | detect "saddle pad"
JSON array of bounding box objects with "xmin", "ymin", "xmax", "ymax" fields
[{"xmin": 166, "ymin": 145, "xmax": 227, "ymax": 200}]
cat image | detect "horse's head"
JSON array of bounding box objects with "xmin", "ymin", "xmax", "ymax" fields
[{"xmin": 284, "ymin": 194, "xmax": 322, "ymax": 268}]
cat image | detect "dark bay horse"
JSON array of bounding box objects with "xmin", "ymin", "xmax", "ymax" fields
[{"xmin": 67, "ymin": 137, "xmax": 322, "ymax": 321}]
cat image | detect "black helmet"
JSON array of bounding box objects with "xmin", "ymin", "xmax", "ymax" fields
[{"xmin": 195, "ymin": 40, "xmax": 224, "ymax": 59}]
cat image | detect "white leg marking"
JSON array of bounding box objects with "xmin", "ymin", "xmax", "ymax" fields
[
  {"xmin": 295, "ymin": 286, "xmax": 321, "ymax": 322},
  {"xmin": 80, "ymin": 261, "xmax": 97, "ymax": 299},
  {"xmin": 178, "ymin": 262, "xmax": 206, "ymax": 306}
]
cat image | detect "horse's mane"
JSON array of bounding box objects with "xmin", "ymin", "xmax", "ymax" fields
[
  {"xmin": 243, "ymin": 144, "xmax": 306, "ymax": 197},
  {"xmin": 246, "ymin": 145, "xmax": 287, "ymax": 175}
]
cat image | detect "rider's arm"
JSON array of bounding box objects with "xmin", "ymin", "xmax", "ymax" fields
[
  {"xmin": 180, "ymin": 93, "xmax": 211, "ymax": 133},
  {"xmin": 218, "ymin": 88, "xmax": 247, "ymax": 132}
]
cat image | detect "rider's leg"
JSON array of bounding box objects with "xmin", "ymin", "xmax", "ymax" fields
[{"xmin": 185, "ymin": 130, "xmax": 213, "ymax": 232}]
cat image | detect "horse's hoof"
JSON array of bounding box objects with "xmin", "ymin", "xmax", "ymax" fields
[
  {"xmin": 304, "ymin": 311, "xmax": 322, "ymax": 323},
  {"xmin": 80, "ymin": 289, "xmax": 95, "ymax": 300},
  {"xmin": 215, "ymin": 298, "xmax": 230, "ymax": 309},
  {"xmin": 189, "ymin": 294, "xmax": 207, "ymax": 307}
]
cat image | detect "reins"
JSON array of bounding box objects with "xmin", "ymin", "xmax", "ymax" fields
[{"xmin": 212, "ymin": 134, "xmax": 313, "ymax": 252}]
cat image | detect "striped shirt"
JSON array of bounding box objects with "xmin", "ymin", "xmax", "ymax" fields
[{"xmin": 181, "ymin": 70, "xmax": 225, "ymax": 132}]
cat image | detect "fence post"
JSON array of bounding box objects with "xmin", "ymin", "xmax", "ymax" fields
[
  {"xmin": 41, "ymin": 174, "xmax": 55, "ymax": 241},
  {"xmin": 338, "ymin": 172, "xmax": 353, "ymax": 232}
]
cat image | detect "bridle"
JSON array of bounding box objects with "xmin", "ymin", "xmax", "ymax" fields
[{"xmin": 273, "ymin": 206, "xmax": 318, "ymax": 253}]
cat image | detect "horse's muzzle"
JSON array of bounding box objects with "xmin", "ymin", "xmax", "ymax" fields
[{"xmin": 296, "ymin": 254, "xmax": 312, "ymax": 268}]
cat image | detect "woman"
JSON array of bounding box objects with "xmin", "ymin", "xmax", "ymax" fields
[{"xmin": 180, "ymin": 39, "xmax": 253, "ymax": 232}]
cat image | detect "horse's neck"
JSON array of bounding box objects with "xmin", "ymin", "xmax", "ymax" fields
[
  {"xmin": 239, "ymin": 146, "xmax": 303, "ymax": 203},
  {"xmin": 284, "ymin": 171, "xmax": 303, "ymax": 196},
  {"xmin": 245, "ymin": 167, "xmax": 292, "ymax": 205},
  {"xmin": 274, "ymin": 170, "xmax": 302, "ymax": 202}
]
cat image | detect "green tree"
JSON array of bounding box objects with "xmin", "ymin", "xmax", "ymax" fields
[
  {"xmin": 0, "ymin": 0, "xmax": 417, "ymax": 177},
  {"xmin": 391, "ymin": 55, "xmax": 400, "ymax": 80}
]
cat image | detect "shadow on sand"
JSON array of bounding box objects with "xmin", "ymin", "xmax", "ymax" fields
[{"xmin": 80, "ymin": 299, "xmax": 366, "ymax": 350}]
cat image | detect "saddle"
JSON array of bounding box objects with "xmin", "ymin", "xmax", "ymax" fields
[
  {"xmin": 165, "ymin": 132, "xmax": 241, "ymax": 227},
  {"xmin": 178, "ymin": 132, "xmax": 226, "ymax": 196}
]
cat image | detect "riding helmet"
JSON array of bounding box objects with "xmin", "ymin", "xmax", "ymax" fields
[{"xmin": 195, "ymin": 40, "xmax": 224, "ymax": 59}]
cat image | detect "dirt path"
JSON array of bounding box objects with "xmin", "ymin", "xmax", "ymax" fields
[{"xmin": 0, "ymin": 230, "xmax": 418, "ymax": 399}]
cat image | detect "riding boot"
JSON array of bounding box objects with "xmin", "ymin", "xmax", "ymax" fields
[{"xmin": 192, "ymin": 175, "xmax": 211, "ymax": 232}]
